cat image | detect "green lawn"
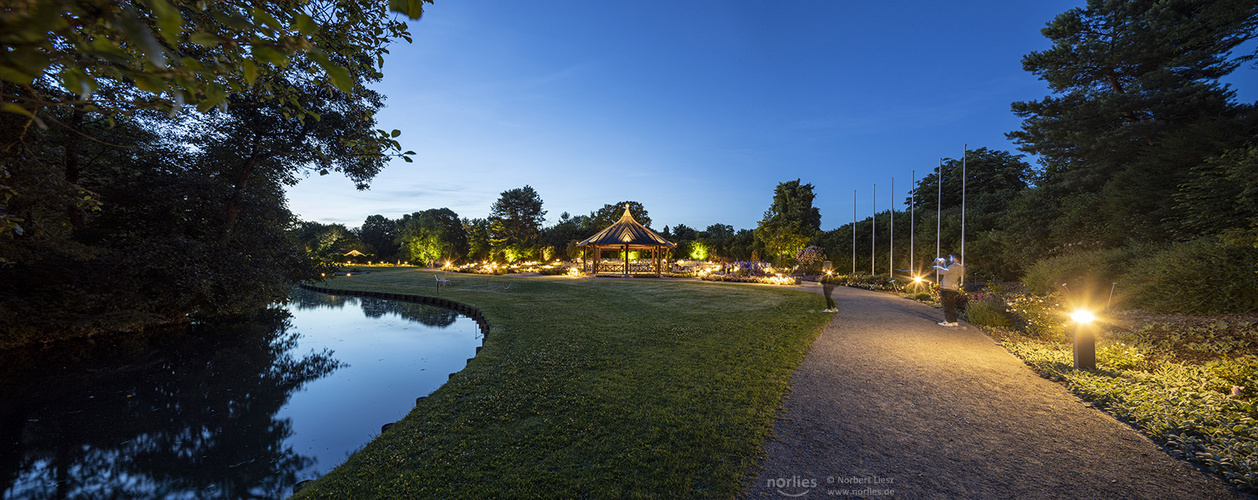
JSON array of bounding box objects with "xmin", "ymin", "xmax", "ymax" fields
[{"xmin": 294, "ymin": 268, "xmax": 832, "ymax": 499}]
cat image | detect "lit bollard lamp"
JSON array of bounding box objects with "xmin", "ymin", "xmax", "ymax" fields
[{"xmin": 1071, "ymin": 309, "xmax": 1096, "ymax": 370}]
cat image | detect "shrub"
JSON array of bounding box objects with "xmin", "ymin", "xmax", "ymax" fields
[
  {"xmin": 795, "ymin": 246, "xmax": 827, "ymax": 275},
  {"xmin": 965, "ymin": 297, "xmax": 1013, "ymax": 328},
  {"xmin": 1123, "ymin": 237, "xmax": 1258, "ymax": 315},
  {"xmin": 1005, "ymin": 292, "xmax": 1071, "ymax": 341},
  {"xmin": 1022, "ymin": 247, "xmax": 1133, "ymax": 299},
  {"xmin": 537, "ymin": 266, "xmax": 567, "ymax": 276},
  {"xmin": 914, "ymin": 292, "xmax": 932, "ymax": 302}
]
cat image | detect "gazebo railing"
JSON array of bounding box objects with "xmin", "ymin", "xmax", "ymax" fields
[{"xmin": 593, "ymin": 260, "xmax": 658, "ymax": 274}]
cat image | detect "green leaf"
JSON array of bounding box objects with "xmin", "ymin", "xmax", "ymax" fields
[
  {"xmin": 389, "ymin": 0, "xmax": 429, "ymax": 19},
  {"xmin": 2, "ymin": 103, "xmax": 47, "ymax": 129},
  {"xmin": 116, "ymin": 5, "xmax": 167, "ymax": 67},
  {"xmin": 251, "ymin": 7, "xmax": 283, "ymax": 31},
  {"xmin": 146, "ymin": 0, "xmax": 184, "ymax": 45},
  {"xmin": 315, "ymin": 57, "xmax": 353, "ymax": 93},
  {"xmin": 132, "ymin": 73, "xmax": 165, "ymax": 93},
  {"xmin": 241, "ymin": 59, "xmax": 258, "ymax": 84},
  {"xmin": 87, "ymin": 37, "xmax": 130, "ymax": 62},
  {"xmin": 402, "ymin": 156, "xmax": 414, "ymax": 163},
  {"xmin": 212, "ymin": 10, "xmax": 253, "ymax": 31},
  {"xmin": 293, "ymin": 13, "xmax": 318, "ymax": 35},
  {"xmin": 391, "ymin": 129, "xmax": 401, "ymax": 138},
  {"xmin": 306, "ymin": 49, "xmax": 352, "ymax": 92},
  {"xmin": 251, "ymin": 44, "xmax": 288, "ymax": 67},
  {"xmin": 203, "ymin": 82, "xmax": 226, "ymax": 106},
  {"xmin": 1, "ymin": 103, "xmax": 35, "ymax": 118},
  {"xmin": 190, "ymin": 32, "xmax": 220, "ymax": 48}
]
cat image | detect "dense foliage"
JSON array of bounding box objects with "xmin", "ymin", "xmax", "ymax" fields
[
  {"xmin": 808, "ymin": 2, "xmax": 1258, "ymax": 313},
  {"xmin": 0, "ymin": 0, "xmax": 423, "ymax": 347}
]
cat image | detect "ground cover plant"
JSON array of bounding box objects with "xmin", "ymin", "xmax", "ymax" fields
[
  {"xmin": 977, "ymin": 295, "xmax": 1258, "ymax": 492},
  {"xmin": 292, "ymin": 268, "xmax": 832, "ymax": 499}
]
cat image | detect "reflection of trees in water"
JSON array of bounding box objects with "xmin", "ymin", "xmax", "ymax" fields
[
  {"xmin": 288, "ymin": 288, "xmax": 459, "ymax": 328},
  {"xmin": 0, "ymin": 308, "xmax": 342, "ymax": 500}
]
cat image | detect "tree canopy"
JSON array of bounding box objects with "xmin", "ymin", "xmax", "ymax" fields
[
  {"xmin": 0, "ymin": 0, "xmax": 424, "ymax": 346},
  {"xmin": 589, "ymin": 201, "xmax": 651, "ymax": 229},
  {"xmin": 1, "ymin": 0, "xmax": 427, "ymax": 120},
  {"xmin": 488, "ymin": 186, "xmax": 546, "ymax": 262},
  {"xmin": 755, "ymin": 179, "xmax": 820, "ymax": 266},
  {"xmin": 1008, "ymin": 0, "xmax": 1258, "ymax": 242}
]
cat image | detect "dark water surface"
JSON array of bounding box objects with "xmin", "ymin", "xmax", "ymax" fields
[{"xmin": 1, "ymin": 288, "xmax": 482, "ymax": 499}]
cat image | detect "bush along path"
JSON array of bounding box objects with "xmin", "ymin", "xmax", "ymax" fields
[{"xmin": 746, "ymin": 285, "xmax": 1240, "ymax": 499}]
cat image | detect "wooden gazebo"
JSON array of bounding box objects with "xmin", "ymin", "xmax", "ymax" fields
[{"xmin": 577, "ymin": 207, "xmax": 676, "ymax": 276}]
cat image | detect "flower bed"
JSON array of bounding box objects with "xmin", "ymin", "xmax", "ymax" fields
[{"xmin": 700, "ymin": 274, "xmax": 800, "ymax": 285}]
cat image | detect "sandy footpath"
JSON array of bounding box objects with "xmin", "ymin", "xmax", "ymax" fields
[{"xmin": 745, "ymin": 284, "xmax": 1241, "ymax": 499}]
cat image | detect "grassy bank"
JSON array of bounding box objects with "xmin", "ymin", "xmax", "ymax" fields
[
  {"xmin": 971, "ymin": 299, "xmax": 1258, "ymax": 492},
  {"xmin": 293, "ymin": 268, "xmax": 832, "ymax": 498}
]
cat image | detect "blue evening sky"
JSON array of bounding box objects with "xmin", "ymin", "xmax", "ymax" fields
[{"xmin": 286, "ymin": 0, "xmax": 1257, "ymax": 232}]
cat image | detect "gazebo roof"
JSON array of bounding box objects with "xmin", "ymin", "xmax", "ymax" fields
[{"xmin": 577, "ymin": 207, "xmax": 676, "ymax": 248}]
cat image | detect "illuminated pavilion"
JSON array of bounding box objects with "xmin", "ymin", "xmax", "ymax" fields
[{"xmin": 577, "ymin": 207, "xmax": 676, "ymax": 276}]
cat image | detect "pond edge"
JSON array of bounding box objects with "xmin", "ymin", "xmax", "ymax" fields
[{"xmin": 297, "ymin": 283, "xmax": 491, "ymax": 339}]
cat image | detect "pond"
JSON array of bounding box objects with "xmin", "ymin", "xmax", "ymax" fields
[{"xmin": 0, "ymin": 288, "xmax": 483, "ymax": 499}]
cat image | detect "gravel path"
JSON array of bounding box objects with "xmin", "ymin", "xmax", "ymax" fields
[{"xmin": 745, "ymin": 284, "xmax": 1241, "ymax": 499}]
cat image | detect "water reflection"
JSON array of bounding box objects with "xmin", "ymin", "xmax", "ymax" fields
[
  {"xmin": 0, "ymin": 309, "xmax": 338, "ymax": 499},
  {"xmin": 288, "ymin": 290, "xmax": 459, "ymax": 328},
  {"xmin": 1, "ymin": 289, "xmax": 481, "ymax": 499}
]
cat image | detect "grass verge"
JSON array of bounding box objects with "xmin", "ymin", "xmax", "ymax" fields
[{"xmin": 292, "ymin": 268, "xmax": 832, "ymax": 499}]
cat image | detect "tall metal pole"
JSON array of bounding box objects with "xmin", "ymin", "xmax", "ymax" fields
[
  {"xmin": 852, "ymin": 189, "xmax": 856, "ymax": 275},
  {"xmin": 936, "ymin": 158, "xmax": 942, "ymax": 284},
  {"xmin": 910, "ymin": 170, "xmax": 916, "ymax": 276},
  {"xmin": 961, "ymin": 144, "xmax": 967, "ymax": 284},
  {"xmin": 889, "ymin": 177, "xmax": 894, "ymax": 276},
  {"xmin": 871, "ymin": 183, "xmax": 876, "ymax": 275}
]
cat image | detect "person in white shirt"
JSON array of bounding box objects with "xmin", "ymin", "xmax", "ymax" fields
[{"xmin": 934, "ymin": 255, "xmax": 965, "ymax": 327}]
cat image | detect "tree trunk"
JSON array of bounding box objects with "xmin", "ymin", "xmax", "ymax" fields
[
  {"xmin": 64, "ymin": 110, "xmax": 85, "ymax": 231},
  {"xmin": 218, "ymin": 156, "xmax": 258, "ymax": 248}
]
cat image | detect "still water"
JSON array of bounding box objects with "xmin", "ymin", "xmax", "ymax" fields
[{"xmin": 1, "ymin": 288, "xmax": 483, "ymax": 499}]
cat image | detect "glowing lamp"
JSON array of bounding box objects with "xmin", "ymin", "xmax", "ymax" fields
[{"xmin": 1072, "ymin": 309, "xmax": 1096, "ymax": 370}]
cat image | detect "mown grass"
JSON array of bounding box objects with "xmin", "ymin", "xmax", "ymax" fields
[{"xmin": 292, "ymin": 268, "xmax": 832, "ymax": 499}]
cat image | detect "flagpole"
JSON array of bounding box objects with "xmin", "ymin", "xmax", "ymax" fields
[
  {"xmin": 936, "ymin": 158, "xmax": 942, "ymax": 284},
  {"xmin": 852, "ymin": 189, "xmax": 856, "ymax": 275},
  {"xmin": 889, "ymin": 177, "xmax": 894, "ymax": 276},
  {"xmin": 911, "ymin": 169, "xmax": 915, "ymax": 277},
  {"xmin": 961, "ymin": 144, "xmax": 967, "ymax": 284},
  {"xmin": 871, "ymin": 183, "xmax": 876, "ymax": 275}
]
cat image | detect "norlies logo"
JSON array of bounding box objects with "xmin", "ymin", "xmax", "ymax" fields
[{"xmin": 767, "ymin": 475, "xmax": 817, "ymax": 497}]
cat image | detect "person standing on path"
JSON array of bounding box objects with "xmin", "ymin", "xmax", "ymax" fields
[
  {"xmin": 821, "ymin": 275, "xmax": 837, "ymax": 312},
  {"xmin": 934, "ymin": 254, "xmax": 964, "ymax": 327}
]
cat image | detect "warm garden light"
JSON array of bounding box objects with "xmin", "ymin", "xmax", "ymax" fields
[{"xmin": 1072, "ymin": 309, "xmax": 1096, "ymax": 370}]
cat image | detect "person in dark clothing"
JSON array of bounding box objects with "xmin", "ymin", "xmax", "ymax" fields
[{"xmin": 822, "ymin": 276, "xmax": 837, "ymax": 312}]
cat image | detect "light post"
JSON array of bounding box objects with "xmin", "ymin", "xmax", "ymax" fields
[{"xmin": 1072, "ymin": 309, "xmax": 1096, "ymax": 370}]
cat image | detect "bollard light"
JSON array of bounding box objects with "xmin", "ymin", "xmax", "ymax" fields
[{"xmin": 1072, "ymin": 309, "xmax": 1096, "ymax": 370}]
